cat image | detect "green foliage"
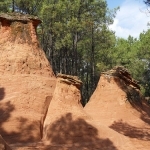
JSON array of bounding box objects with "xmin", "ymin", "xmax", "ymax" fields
[
  {"xmin": 38, "ymin": 0, "xmax": 118, "ymax": 104},
  {"xmin": 0, "ymin": 0, "xmax": 12, "ymax": 12},
  {"xmin": 108, "ymin": 30, "xmax": 150, "ymax": 97}
]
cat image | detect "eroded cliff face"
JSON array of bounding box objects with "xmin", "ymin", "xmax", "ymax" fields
[{"xmin": 0, "ymin": 13, "xmax": 56, "ymax": 143}]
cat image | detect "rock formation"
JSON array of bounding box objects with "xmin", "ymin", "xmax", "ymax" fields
[
  {"xmin": 42, "ymin": 73, "xmax": 135, "ymax": 150},
  {"xmin": 0, "ymin": 13, "xmax": 56, "ymax": 143},
  {"xmin": 43, "ymin": 73, "xmax": 90, "ymax": 141},
  {"xmin": 0, "ymin": 13, "xmax": 149, "ymax": 149},
  {"xmin": 84, "ymin": 66, "xmax": 150, "ymax": 149}
]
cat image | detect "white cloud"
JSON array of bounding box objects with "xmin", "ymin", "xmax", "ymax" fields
[{"xmin": 109, "ymin": 0, "xmax": 150, "ymax": 39}]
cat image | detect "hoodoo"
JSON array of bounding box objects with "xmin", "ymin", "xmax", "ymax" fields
[
  {"xmin": 0, "ymin": 13, "xmax": 56, "ymax": 143},
  {"xmin": 84, "ymin": 66, "xmax": 150, "ymax": 149},
  {"xmin": 43, "ymin": 73, "xmax": 90, "ymax": 141},
  {"xmin": 0, "ymin": 13, "xmax": 148, "ymax": 149},
  {"xmin": 42, "ymin": 73, "xmax": 135, "ymax": 150}
]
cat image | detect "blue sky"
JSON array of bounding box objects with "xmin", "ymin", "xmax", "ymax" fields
[
  {"xmin": 107, "ymin": 0, "xmax": 150, "ymax": 39},
  {"xmin": 107, "ymin": 0, "xmax": 124, "ymax": 9}
]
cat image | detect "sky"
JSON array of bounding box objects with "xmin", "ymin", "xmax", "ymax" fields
[{"xmin": 107, "ymin": 0, "xmax": 150, "ymax": 39}]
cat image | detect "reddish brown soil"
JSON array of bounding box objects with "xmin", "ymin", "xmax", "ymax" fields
[
  {"xmin": 41, "ymin": 74, "xmax": 135, "ymax": 150},
  {"xmin": 0, "ymin": 13, "xmax": 56, "ymax": 144},
  {"xmin": 8, "ymin": 74, "xmax": 135, "ymax": 150},
  {"xmin": 84, "ymin": 73, "xmax": 150, "ymax": 150},
  {"xmin": 0, "ymin": 14, "xmax": 149, "ymax": 150}
]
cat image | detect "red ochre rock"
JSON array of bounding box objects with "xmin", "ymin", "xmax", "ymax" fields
[
  {"xmin": 0, "ymin": 13, "xmax": 148, "ymax": 149},
  {"xmin": 0, "ymin": 12, "xmax": 53, "ymax": 75},
  {"xmin": 42, "ymin": 73, "xmax": 135, "ymax": 150},
  {"xmin": 0, "ymin": 13, "xmax": 56, "ymax": 143},
  {"xmin": 84, "ymin": 66, "xmax": 150, "ymax": 149}
]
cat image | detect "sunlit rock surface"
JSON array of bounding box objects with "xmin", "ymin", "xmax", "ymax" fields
[
  {"xmin": 84, "ymin": 66, "xmax": 150, "ymax": 149},
  {"xmin": 0, "ymin": 13, "xmax": 56, "ymax": 143}
]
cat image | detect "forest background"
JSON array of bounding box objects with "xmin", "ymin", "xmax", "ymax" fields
[{"xmin": 0, "ymin": 0, "xmax": 150, "ymax": 105}]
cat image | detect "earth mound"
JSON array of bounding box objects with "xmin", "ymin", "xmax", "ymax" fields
[
  {"xmin": 84, "ymin": 66, "xmax": 150, "ymax": 149},
  {"xmin": 42, "ymin": 73, "xmax": 135, "ymax": 150},
  {"xmin": 0, "ymin": 13, "xmax": 56, "ymax": 143}
]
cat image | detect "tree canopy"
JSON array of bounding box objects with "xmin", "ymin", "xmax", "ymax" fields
[{"xmin": 144, "ymin": 0, "xmax": 150, "ymax": 6}]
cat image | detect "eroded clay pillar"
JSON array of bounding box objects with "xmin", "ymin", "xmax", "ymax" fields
[{"xmin": 0, "ymin": 13, "xmax": 56, "ymax": 143}]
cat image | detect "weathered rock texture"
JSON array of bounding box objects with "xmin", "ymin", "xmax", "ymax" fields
[
  {"xmin": 84, "ymin": 66, "xmax": 150, "ymax": 149},
  {"xmin": 0, "ymin": 13, "xmax": 56, "ymax": 143},
  {"xmin": 42, "ymin": 73, "xmax": 135, "ymax": 150},
  {"xmin": 0, "ymin": 135, "xmax": 11, "ymax": 150},
  {"xmin": 0, "ymin": 13, "xmax": 149, "ymax": 150},
  {"xmin": 0, "ymin": 13, "xmax": 53, "ymax": 75},
  {"xmin": 43, "ymin": 73, "xmax": 90, "ymax": 141}
]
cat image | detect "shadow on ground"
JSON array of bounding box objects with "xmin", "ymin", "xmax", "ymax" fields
[
  {"xmin": 114, "ymin": 76, "xmax": 150, "ymax": 125},
  {"xmin": 140, "ymin": 100, "xmax": 150, "ymax": 125},
  {"xmin": 44, "ymin": 113, "xmax": 118, "ymax": 150},
  {"xmin": 109, "ymin": 120, "xmax": 150, "ymax": 141},
  {"xmin": 0, "ymin": 87, "xmax": 40, "ymax": 144},
  {"xmin": 0, "ymin": 87, "xmax": 5, "ymax": 100}
]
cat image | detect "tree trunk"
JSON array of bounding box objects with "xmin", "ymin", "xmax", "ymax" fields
[{"xmin": 12, "ymin": 0, "xmax": 15, "ymax": 12}]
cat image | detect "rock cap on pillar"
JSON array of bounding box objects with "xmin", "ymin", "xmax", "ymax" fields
[{"xmin": 57, "ymin": 73, "xmax": 82, "ymax": 89}]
